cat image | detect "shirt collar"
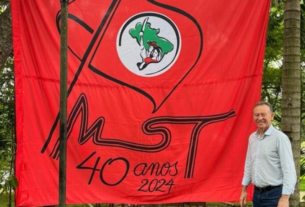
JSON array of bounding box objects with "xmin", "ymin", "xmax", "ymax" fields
[{"xmin": 255, "ymin": 125, "xmax": 274, "ymax": 138}]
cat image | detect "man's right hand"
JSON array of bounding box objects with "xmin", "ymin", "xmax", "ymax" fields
[{"xmin": 240, "ymin": 186, "xmax": 248, "ymax": 207}]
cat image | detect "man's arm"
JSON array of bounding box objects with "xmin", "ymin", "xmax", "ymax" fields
[
  {"xmin": 240, "ymin": 140, "xmax": 252, "ymax": 207},
  {"xmin": 240, "ymin": 185, "xmax": 248, "ymax": 207},
  {"xmin": 278, "ymin": 133, "xmax": 296, "ymax": 195},
  {"xmin": 277, "ymin": 133, "xmax": 296, "ymax": 207}
]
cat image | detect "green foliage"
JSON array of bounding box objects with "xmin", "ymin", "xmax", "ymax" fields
[
  {"xmin": 0, "ymin": 56, "xmax": 17, "ymax": 200},
  {"xmin": 0, "ymin": 0, "xmax": 9, "ymax": 14},
  {"xmin": 301, "ymin": 0, "xmax": 305, "ymax": 51},
  {"xmin": 0, "ymin": 192, "xmax": 15, "ymax": 207},
  {"xmin": 301, "ymin": 148, "xmax": 305, "ymax": 181},
  {"xmin": 261, "ymin": 2, "xmax": 284, "ymax": 126},
  {"xmin": 262, "ymin": 0, "xmax": 305, "ymax": 128},
  {"xmin": 265, "ymin": 4, "xmax": 284, "ymax": 63},
  {"xmin": 301, "ymin": 0, "xmax": 305, "ymax": 123},
  {"xmin": 301, "ymin": 177, "xmax": 305, "ymax": 191},
  {"xmin": 262, "ymin": 67, "xmax": 282, "ymax": 125},
  {"xmin": 299, "ymin": 0, "xmax": 305, "ymax": 183},
  {"xmin": 301, "ymin": 142, "xmax": 305, "ymax": 200}
]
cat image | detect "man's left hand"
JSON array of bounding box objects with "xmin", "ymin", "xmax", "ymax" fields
[{"xmin": 277, "ymin": 195, "xmax": 290, "ymax": 207}]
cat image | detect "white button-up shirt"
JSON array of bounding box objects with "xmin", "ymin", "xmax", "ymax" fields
[{"xmin": 242, "ymin": 125, "xmax": 296, "ymax": 195}]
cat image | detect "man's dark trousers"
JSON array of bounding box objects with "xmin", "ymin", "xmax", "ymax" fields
[{"xmin": 253, "ymin": 185, "xmax": 283, "ymax": 207}]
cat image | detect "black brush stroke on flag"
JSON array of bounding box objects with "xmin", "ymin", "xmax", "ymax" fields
[{"xmin": 42, "ymin": 0, "xmax": 204, "ymax": 154}]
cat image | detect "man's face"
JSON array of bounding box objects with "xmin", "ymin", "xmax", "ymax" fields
[{"xmin": 253, "ymin": 105, "xmax": 274, "ymax": 131}]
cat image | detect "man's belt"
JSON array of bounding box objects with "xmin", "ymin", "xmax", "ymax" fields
[{"xmin": 254, "ymin": 185, "xmax": 282, "ymax": 192}]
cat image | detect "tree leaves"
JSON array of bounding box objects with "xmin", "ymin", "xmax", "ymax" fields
[{"xmin": 0, "ymin": 56, "xmax": 16, "ymax": 201}]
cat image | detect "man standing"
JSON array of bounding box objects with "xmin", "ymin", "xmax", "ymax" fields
[{"xmin": 240, "ymin": 101, "xmax": 296, "ymax": 207}]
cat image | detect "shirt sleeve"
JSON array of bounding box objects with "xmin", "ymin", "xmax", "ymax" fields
[
  {"xmin": 242, "ymin": 137, "xmax": 252, "ymax": 186},
  {"xmin": 278, "ymin": 133, "xmax": 296, "ymax": 195}
]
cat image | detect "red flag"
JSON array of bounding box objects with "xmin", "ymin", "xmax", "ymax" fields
[{"xmin": 11, "ymin": 0, "xmax": 270, "ymax": 206}]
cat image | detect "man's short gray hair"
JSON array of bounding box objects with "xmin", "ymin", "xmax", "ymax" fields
[{"xmin": 254, "ymin": 101, "xmax": 273, "ymax": 112}]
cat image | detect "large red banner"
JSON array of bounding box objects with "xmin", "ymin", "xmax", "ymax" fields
[{"xmin": 11, "ymin": 0, "xmax": 270, "ymax": 206}]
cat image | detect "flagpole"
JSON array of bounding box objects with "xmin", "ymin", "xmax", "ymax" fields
[{"xmin": 59, "ymin": 0, "xmax": 68, "ymax": 206}]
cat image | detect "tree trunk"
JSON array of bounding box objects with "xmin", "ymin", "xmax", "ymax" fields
[
  {"xmin": 282, "ymin": 0, "xmax": 301, "ymax": 206},
  {"xmin": 0, "ymin": 4, "xmax": 12, "ymax": 69}
]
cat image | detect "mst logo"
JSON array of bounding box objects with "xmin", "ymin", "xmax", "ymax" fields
[{"xmin": 117, "ymin": 12, "xmax": 181, "ymax": 77}]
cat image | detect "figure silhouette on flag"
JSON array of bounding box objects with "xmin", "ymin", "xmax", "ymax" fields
[{"xmin": 129, "ymin": 17, "xmax": 174, "ymax": 70}]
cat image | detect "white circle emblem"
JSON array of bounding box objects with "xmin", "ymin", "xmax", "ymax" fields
[{"xmin": 117, "ymin": 12, "xmax": 181, "ymax": 77}]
